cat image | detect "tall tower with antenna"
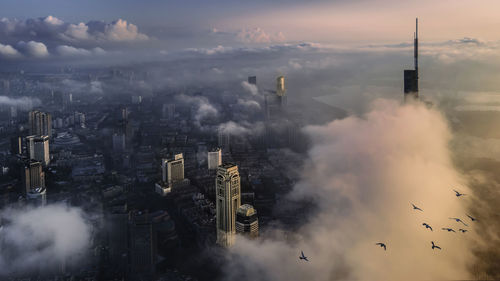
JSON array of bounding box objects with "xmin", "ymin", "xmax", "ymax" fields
[{"xmin": 404, "ymin": 18, "xmax": 419, "ymax": 102}]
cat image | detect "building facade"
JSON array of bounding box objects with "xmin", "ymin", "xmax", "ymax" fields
[
  {"xmin": 207, "ymin": 148, "xmax": 222, "ymax": 170},
  {"xmin": 162, "ymin": 153, "xmax": 184, "ymax": 184},
  {"xmin": 22, "ymin": 160, "xmax": 45, "ymax": 194},
  {"xmin": 29, "ymin": 110, "xmax": 52, "ymax": 137},
  {"xmin": 216, "ymin": 163, "xmax": 241, "ymax": 247},
  {"xmin": 26, "ymin": 135, "xmax": 50, "ymax": 166},
  {"xmin": 236, "ymin": 204, "xmax": 259, "ymax": 238}
]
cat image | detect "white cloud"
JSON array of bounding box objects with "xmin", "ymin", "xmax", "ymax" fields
[
  {"xmin": 0, "ymin": 204, "xmax": 91, "ymax": 276},
  {"xmin": 63, "ymin": 22, "xmax": 89, "ymax": 40},
  {"xmin": 0, "ymin": 43, "xmax": 21, "ymax": 58},
  {"xmin": 241, "ymin": 81, "xmax": 259, "ymax": 96},
  {"xmin": 237, "ymin": 27, "xmax": 286, "ymax": 43},
  {"xmin": 62, "ymin": 19, "xmax": 148, "ymax": 42},
  {"xmin": 103, "ymin": 19, "xmax": 148, "ymax": 41},
  {"xmin": 224, "ymin": 100, "xmax": 472, "ymax": 281},
  {"xmin": 16, "ymin": 41, "xmax": 49, "ymax": 58},
  {"xmin": 0, "ymin": 96, "xmax": 41, "ymax": 107},
  {"xmin": 56, "ymin": 45, "xmax": 106, "ymax": 57},
  {"xmin": 43, "ymin": 15, "xmax": 64, "ymax": 26}
]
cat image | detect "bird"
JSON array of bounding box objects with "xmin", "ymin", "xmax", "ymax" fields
[
  {"xmin": 466, "ymin": 214, "xmax": 477, "ymax": 222},
  {"xmin": 453, "ymin": 189, "xmax": 466, "ymax": 197},
  {"xmin": 431, "ymin": 241, "xmax": 442, "ymax": 250},
  {"xmin": 442, "ymin": 228, "xmax": 456, "ymax": 232},
  {"xmin": 411, "ymin": 203, "xmax": 423, "ymax": 211},
  {"xmin": 375, "ymin": 242, "xmax": 387, "ymax": 251},
  {"xmin": 299, "ymin": 251, "xmax": 309, "ymax": 261},
  {"xmin": 422, "ymin": 223, "xmax": 433, "ymax": 231},
  {"xmin": 458, "ymin": 229, "xmax": 468, "ymax": 233},
  {"xmin": 449, "ymin": 217, "xmax": 468, "ymax": 226}
]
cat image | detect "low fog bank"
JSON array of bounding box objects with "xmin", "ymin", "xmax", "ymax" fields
[
  {"xmin": 221, "ymin": 100, "xmax": 476, "ymax": 281},
  {"xmin": 0, "ymin": 204, "xmax": 91, "ymax": 277}
]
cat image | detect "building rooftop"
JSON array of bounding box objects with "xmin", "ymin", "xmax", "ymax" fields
[{"xmin": 237, "ymin": 204, "xmax": 257, "ymax": 217}]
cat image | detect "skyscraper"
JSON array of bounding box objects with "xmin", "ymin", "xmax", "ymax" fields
[
  {"xmin": 216, "ymin": 163, "xmax": 241, "ymax": 247},
  {"xmin": 218, "ymin": 129, "xmax": 230, "ymax": 150},
  {"xmin": 248, "ymin": 76, "xmax": 257, "ymax": 85},
  {"xmin": 26, "ymin": 187, "xmax": 47, "ymax": 206},
  {"xmin": 112, "ymin": 133, "xmax": 126, "ymax": 152},
  {"xmin": 404, "ymin": 18, "xmax": 419, "ymax": 102},
  {"xmin": 162, "ymin": 103, "xmax": 175, "ymax": 120},
  {"xmin": 276, "ymin": 75, "xmax": 286, "ymax": 97},
  {"xmin": 276, "ymin": 75, "xmax": 287, "ymax": 107},
  {"xmin": 26, "ymin": 135, "xmax": 50, "ymax": 166},
  {"xmin": 22, "ymin": 160, "xmax": 45, "ymax": 194},
  {"xmin": 162, "ymin": 153, "xmax": 184, "ymax": 184},
  {"xmin": 236, "ymin": 204, "xmax": 259, "ymax": 238},
  {"xmin": 10, "ymin": 136, "xmax": 22, "ymax": 155},
  {"xmin": 29, "ymin": 111, "xmax": 52, "ymax": 137},
  {"xmin": 207, "ymin": 148, "xmax": 222, "ymax": 170},
  {"xmin": 128, "ymin": 210, "xmax": 157, "ymax": 280}
]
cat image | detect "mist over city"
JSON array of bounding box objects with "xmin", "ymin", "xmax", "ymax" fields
[{"xmin": 0, "ymin": 1, "xmax": 499, "ymax": 280}]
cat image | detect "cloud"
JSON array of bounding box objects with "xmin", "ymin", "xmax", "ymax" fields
[
  {"xmin": 224, "ymin": 100, "xmax": 472, "ymax": 281},
  {"xmin": 237, "ymin": 98, "xmax": 261, "ymax": 110},
  {"xmin": 43, "ymin": 15, "xmax": 64, "ymax": 26},
  {"xmin": 241, "ymin": 81, "xmax": 259, "ymax": 96},
  {"xmin": 0, "ymin": 204, "xmax": 91, "ymax": 276},
  {"xmin": 0, "ymin": 43, "xmax": 21, "ymax": 58},
  {"xmin": 0, "ymin": 16, "xmax": 148, "ymax": 49},
  {"xmin": 175, "ymin": 94, "xmax": 219, "ymax": 126},
  {"xmin": 236, "ymin": 27, "xmax": 286, "ymax": 43},
  {"xmin": 218, "ymin": 120, "xmax": 264, "ymax": 136},
  {"xmin": 0, "ymin": 96, "xmax": 41, "ymax": 107},
  {"xmin": 56, "ymin": 45, "xmax": 106, "ymax": 57},
  {"xmin": 16, "ymin": 41, "xmax": 49, "ymax": 58},
  {"xmin": 61, "ymin": 19, "xmax": 149, "ymax": 43}
]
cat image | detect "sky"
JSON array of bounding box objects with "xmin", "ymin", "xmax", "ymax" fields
[{"xmin": 2, "ymin": 0, "xmax": 500, "ymax": 47}]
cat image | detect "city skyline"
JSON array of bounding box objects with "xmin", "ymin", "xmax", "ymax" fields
[{"xmin": 0, "ymin": 2, "xmax": 499, "ymax": 281}]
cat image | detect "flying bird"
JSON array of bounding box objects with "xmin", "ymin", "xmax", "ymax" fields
[
  {"xmin": 449, "ymin": 217, "xmax": 468, "ymax": 226},
  {"xmin": 453, "ymin": 189, "xmax": 466, "ymax": 197},
  {"xmin": 466, "ymin": 214, "xmax": 477, "ymax": 222},
  {"xmin": 458, "ymin": 229, "xmax": 468, "ymax": 233},
  {"xmin": 375, "ymin": 242, "xmax": 387, "ymax": 251},
  {"xmin": 442, "ymin": 228, "xmax": 456, "ymax": 233},
  {"xmin": 431, "ymin": 241, "xmax": 442, "ymax": 250},
  {"xmin": 422, "ymin": 223, "xmax": 433, "ymax": 231},
  {"xmin": 411, "ymin": 203, "xmax": 423, "ymax": 211},
  {"xmin": 299, "ymin": 251, "xmax": 309, "ymax": 261}
]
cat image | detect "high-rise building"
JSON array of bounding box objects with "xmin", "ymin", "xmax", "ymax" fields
[
  {"xmin": 207, "ymin": 148, "xmax": 222, "ymax": 170},
  {"xmin": 1, "ymin": 79, "xmax": 10, "ymax": 95},
  {"xmin": 236, "ymin": 204, "xmax": 259, "ymax": 238},
  {"xmin": 112, "ymin": 133, "xmax": 126, "ymax": 152},
  {"xmin": 248, "ymin": 76, "xmax": 257, "ymax": 85},
  {"xmin": 404, "ymin": 18, "xmax": 419, "ymax": 102},
  {"xmin": 162, "ymin": 153, "xmax": 184, "ymax": 184},
  {"xmin": 162, "ymin": 104, "xmax": 175, "ymax": 120},
  {"xmin": 276, "ymin": 75, "xmax": 287, "ymax": 107},
  {"xmin": 128, "ymin": 210, "xmax": 157, "ymax": 280},
  {"xmin": 26, "ymin": 135, "xmax": 50, "ymax": 166},
  {"xmin": 216, "ymin": 163, "xmax": 241, "ymax": 247},
  {"xmin": 218, "ymin": 129, "xmax": 230, "ymax": 150},
  {"xmin": 26, "ymin": 187, "xmax": 47, "ymax": 206},
  {"xmin": 276, "ymin": 75, "xmax": 286, "ymax": 96},
  {"xmin": 22, "ymin": 160, "xmax": 45, "ymax": 194},
  {"xmin": 10, "ymin": 136, "xmax": 22, "ymax": 155},
  {"xmin": 29, "ymin": 111, "xmax": 52, "ymax": 137}
]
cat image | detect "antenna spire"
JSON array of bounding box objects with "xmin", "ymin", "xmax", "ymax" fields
[{"xmin": 414, "ymin": 17, "xmax": 418, "ymax": 75}]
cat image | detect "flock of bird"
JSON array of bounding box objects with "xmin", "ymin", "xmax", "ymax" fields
[
  {"xmin": 374, "ymin": 189, "xmax": 476, "ymax": 252},
  {"xmin": 298, "ymin": 188, "xmax": 477, "ymax": 261}
]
